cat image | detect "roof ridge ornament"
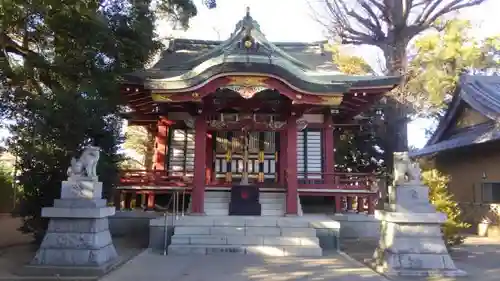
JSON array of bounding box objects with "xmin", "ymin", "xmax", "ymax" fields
[{"xmin": 233, "ymin": 6, "xmax": 261, "ymax": 34}]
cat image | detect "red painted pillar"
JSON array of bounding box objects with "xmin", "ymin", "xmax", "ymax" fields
[
  {"xmin": 334, "ymin": 196, "xmax": 342, "ymax": 213},
  {"xmin": 192, "ymin": 114, "xmax": 207, "ymax": 214},
  {"xmin": 279, "ymin": 130, "xmax": 288, "ymax": 185},
  {"xmin": 285, "ymin": 115, "xmax": 298, "ymax": 215},
  {"xmin": 357, "ymin": 196, "xmax": 364, "ymax": 213},
  {"xmin": 152, "ymin": 119, "xmax": 169, "ymax": 170},
  {"xmin": 205, "ymin": 133, "xmax": 213, "ymax": 184},
  {"xmin": 147, "ymin": 192, "xmax": 156, "ymax": 210},
  {"xmin": 323, "ymin": 113, "xmax": 335, "ymax": 185},
  {"xmin": 367, "ymin": 195, "xmax": 375, "ymax": 214}
]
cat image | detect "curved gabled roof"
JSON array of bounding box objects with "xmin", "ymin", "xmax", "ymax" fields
[{"xmin": 123, "ymin": 8, "xmax": 399, "ymax": 94}]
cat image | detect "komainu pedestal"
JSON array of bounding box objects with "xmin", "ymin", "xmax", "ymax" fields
[
  {"xmin": 25, "ymin": 146, "xmax": 118, "ymax": 276},
  {"xmin": 372, "ymin": 152, "xmax": 466, "ymax": 277}
]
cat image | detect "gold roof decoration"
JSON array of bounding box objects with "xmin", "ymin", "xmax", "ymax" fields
[
  {"xmin": 320, "ymin": 95, "xmax": 343, "ymax": 105},
  {"xmin": 151, "ymin": 93, "xmax": 173, "ymax": 102},
  {"xmin": 226, "ymin": 76, "xmax": 268, "ymax": 87}
]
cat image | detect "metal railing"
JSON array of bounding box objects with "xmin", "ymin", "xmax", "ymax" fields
[{"xmin": 162, "ymin": 188, "xmax": 187, "ymax": 256}]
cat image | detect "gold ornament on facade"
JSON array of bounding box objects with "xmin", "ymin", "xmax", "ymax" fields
[
  {"xmin": 151, "ymin": 93, "xmax": 173, "ymax": 102},
  {"xmin": 227, "ymin": 76, "xmax": 268, "ymax": 87},
  {"xmin": 191, "ymin": 92, "xmax": 202, "ymax": 102},
  {"xmin": 244, "ymin": 40, "xmax": 253, "ymax": 48},
  {"xmin": 225, "ymin": 76, "xmax": 269, "ymax": 100},
  {"xmin": 320, "ymin": 95, "xmax": 343, "ymax": 105}
]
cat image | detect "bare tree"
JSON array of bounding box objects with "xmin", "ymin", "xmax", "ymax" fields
[{"xmin": 313, "ymin": 0, "xmax": 487, "ymax": 165}]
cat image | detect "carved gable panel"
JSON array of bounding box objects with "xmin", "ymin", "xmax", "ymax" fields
[{"xmin": 454, "ymin": 105, "xmax": 489, "ymax": 129}]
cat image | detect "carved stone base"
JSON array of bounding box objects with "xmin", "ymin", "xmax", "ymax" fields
[
  {"xmin": 30, "ymin": 198, "xmax": 118, "ymax": 271},
  {"xmin": 372, "ymin": 211, "xmax": 466, "ymax": 277},
  {"xmin": 387, "ymin": 185, "xmax": 436, "ymax": 213}
]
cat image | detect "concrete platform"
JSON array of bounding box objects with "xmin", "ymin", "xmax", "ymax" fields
[{"xmin": 99, "ymin": 250, "xmax": 390, "ymax": 281}]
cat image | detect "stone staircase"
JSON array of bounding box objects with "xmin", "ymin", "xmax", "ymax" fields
[
  {"xmin": 167, "ymin": 216, "xmax": 322, "ymax": 256},
  {"xmin": 188, "ymin": 191, "xmax": 303, "ymax": 216}
]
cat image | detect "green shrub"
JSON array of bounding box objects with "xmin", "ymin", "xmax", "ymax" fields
[
  {"xmin": 422, "ymin": 169, "xmax": 470, "ymax": 247},
  {"xmin": 0, "ymin": 163, "xmax": 14, "ymax": 213}
]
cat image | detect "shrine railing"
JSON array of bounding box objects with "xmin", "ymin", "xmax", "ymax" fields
[
  {"xmin": 117, "ymin": 169, "xmax": 378, "ymax": 214},
  {"xmin": 119, "ymin": 169, "xmax": 377, "ymax": 191},
  {"xmin": 296, "ymin": 172, "xmax": 377, "ymax": 191},
  {"xmin": 119, "ymin": 169, "xmax": 192, "ymax": 187}
]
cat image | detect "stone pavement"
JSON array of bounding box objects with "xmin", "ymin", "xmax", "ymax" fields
[
  {"xmin": 341, "ymin": 235, "xmax": 500, "ymax": 281},
  {"xmin": 99, "ymin": 250, "xmax": 390, "ymax": 281}
]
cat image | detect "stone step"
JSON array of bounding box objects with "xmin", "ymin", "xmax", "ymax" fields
[
  {"xmin": 202, "ymin": 197, "xmax": 284, "ymax": 204},
  {"xmin": 172, "ymin": 216, "xmax": 312, "ymax": 227},
  {"xmin": 204, "ymin": 202, "xmax": 229, "ymax": 209},
  {"xmin": 262, "ymin": 209, "xmax": 284, "ymax": 216},
  {"xmin": 168, "ymin": 244, "xmax": 322, "ymax": 256},
  {"xmin": 204, "ymin": 209, "xmax": 229, "ymax": 216},
  {"xmin": 204, "ymin": 192, "xmax": 285, "ymax": 199},
  {"xmin": 174, "ymin": 226, "xmax": 317, "ymax": 237},
  {"xmin": 171, "ymin": 235, "xmax": 320, "ymax": 246},
  {"xmin": 260, "ymin": 203, "xmax": 284, "ymax": 210},
  {"xmin": 203, "ymin": 202, "xmax": 284, "ymax": 210},
  {"xmin": 203, "ymin": 197, "xmax": 230, "ymax": 203},
  {"xmin": 203, "ymin": 210, "xmax": 286, "ymax": 216}
]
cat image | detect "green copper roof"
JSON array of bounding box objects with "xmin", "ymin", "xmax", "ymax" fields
[{"xmin": 123, "ymin": 8, "xmax": 399, "ymax": 93}]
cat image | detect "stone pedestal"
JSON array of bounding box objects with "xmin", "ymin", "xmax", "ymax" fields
[
  {"xmin": 25, "ymin": 178, "xmax": 118, "ymax": 276},
  {"xmin": 372, "ymin": 184, "xmax": 466, "ymax": 277}
]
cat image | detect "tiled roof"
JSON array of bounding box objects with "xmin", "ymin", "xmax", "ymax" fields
[
  {"xmin": 122, "ymin": 9, "xmax": 400, "ymax": 93},
  {"xmin": 410, "ymin": 75, "xmax": 500, "ymax": 158}
]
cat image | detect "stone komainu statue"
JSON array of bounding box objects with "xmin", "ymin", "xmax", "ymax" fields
[
  {"xmin": 66, "ymin": 146, "xmax": 100, "ymax": 179},
  {"xmin": 393, "ymin": 152, "xmax": 421, "ymax": 186}
]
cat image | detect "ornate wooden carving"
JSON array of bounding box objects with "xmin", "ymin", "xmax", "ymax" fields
[
  {"xmin": 319, "ymin": 96, "xmax": 343, "ymax": 105},
  {"xmin": 151, "ymin": 93, "xmax": 173, "ymax": 102},
  {"xmin": 226, "ymin": 76, "xmax": 268, "ymax": 86},
  {"xmin": 224, "ymin": 76, "xmax": 269, "ymax": 99}
]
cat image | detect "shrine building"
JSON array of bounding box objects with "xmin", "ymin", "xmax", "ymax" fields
[
  {"xmin": 117, "ymin": 9, "xmax": 399, "ymax": 216},
  {"xmin": 411, "ymin": 75, "xmax": 500, "ymax": 237}
]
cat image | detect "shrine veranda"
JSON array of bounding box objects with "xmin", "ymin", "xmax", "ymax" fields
[{"xmin": 116, "ymin": 9, "xmax": 399, "ymax": 217}]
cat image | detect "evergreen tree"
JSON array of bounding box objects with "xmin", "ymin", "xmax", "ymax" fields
[
  {"xmin": 0, "ymin": 0, "xmax": 197, "ymax": 240},
  {"xmin": 122, "ymin": 125, "xmax": 154, "ymax": 169},
  {"xmin": 326, "ymin": 44, "xmax": 385, "ymax": 174},
  {"xmin": 406, "ymin": 19, "xmax": 500, "ymax": 118},
  {"xmin": 422, "ymin": 169, "xmax": 470, "ymax": 247}
]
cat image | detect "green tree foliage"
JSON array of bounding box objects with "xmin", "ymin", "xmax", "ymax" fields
[
  {"xmin": 422, "ymin": 169, "xmax": 470, "ymax": 247},
  {"xmin": 406, "ymin": 19, "xmax": 500, "ymax": 116},
  {"xmin": 327, "ymin": 45, "xmax": 374, "ymax": 75},
  {"xmin": 0, "ymin": 161, "xmax": 14, "ymax": 213},
  {"xmin": 335, "ymin": 124, "xmax": 385, "ymax": 174},
  {"xmin": 122, "ymin": 125, "xmax": 154, "ymax": 169},
  {"xmin": 0, "ymin": 0, "xmax": 196, "ymax": 240},
  {"xmin": 324, "ymin": 44, "xmax": 384, "ymax": 173}
]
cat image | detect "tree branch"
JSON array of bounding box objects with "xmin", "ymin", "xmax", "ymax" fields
[
  {"xmin": 0, "ymin": 32, "xmax": 62, "ymax": 91},
  {"xmin": 323, "ymin": 0, "xmax": 383, "ymax": 46},
  {"xmin": 402, "ymin": 0, "xmax": 414, "ymax": 22},
  {"xmin": 416, "ymin": 0, "xmax": 487, "ymax": 26},
  {"xmin": 359, "ymin": 1, "xmax": 385, "ymax": 38}
]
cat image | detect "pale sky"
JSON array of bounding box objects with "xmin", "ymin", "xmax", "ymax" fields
[{"xmin": 156, "ymin": 0, "xmax": 500, "ymax": 148}]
